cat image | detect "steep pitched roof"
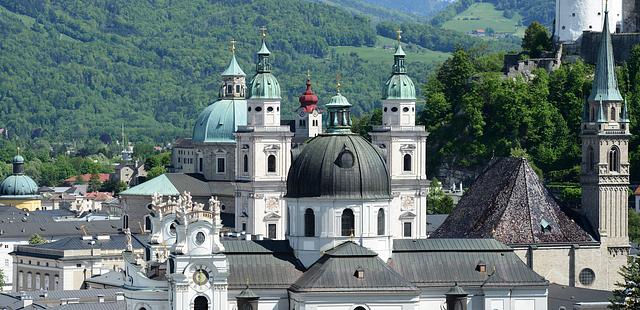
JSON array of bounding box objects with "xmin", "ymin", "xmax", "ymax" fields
[
  {"xmin": 588, "ymin": 10, "xmax": 623, "ymax": 102},
  {"xmin": 290, "ymin": 241, "xmax": 418, "ymax": 293},
  {"xmin": 431, "ymin": 157, "xmax": 593, "ymax": 244}
]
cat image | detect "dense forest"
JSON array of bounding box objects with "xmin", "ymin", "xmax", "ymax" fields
[{"xmin": 0, "ymin": 0, "xmax": 515, "ymax": 148}]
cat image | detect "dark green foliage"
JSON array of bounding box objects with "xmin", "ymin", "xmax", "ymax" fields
[
  {"xmin": 28, "ymin": 233, "xmax": 47, "ymax": 245},
  {"xmin": 351, "ymin": 108, "xmax": 382, "ymax": 141},
  {"xmin": 430, "ymin": 0, "xmax": 475, "ymax": 26},
  {"xmin": 629, "ymin": 211, "xmax": 640, "ymax": 244},
  {"xmin": 100, "ymin": 179, "xmax": 127, "ymax": 194},
  {"xmin": 88, "ymin": 173, "xmax": 101, "ymax": 192},
  {"xmin": 487, "ymin": 0, "xmax": 554, "ymax": 26},
  {"xmin": 610, "ymin": 257, "xmax": 640, "ymax": 309},
  {"xmin": 522, "ymin": 22, "xmax": 552, "ymax": 58},
  {"xmin": 420, "ymin": 49, "xmax": 581, "ymax": 181}
]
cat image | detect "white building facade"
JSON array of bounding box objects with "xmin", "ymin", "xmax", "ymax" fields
[{"xmin": 555, "ymin": 0, "xmax": 623, "ymax": 42}]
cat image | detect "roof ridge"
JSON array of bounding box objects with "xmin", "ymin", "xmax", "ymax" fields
[{"xmin": 521, "ymin": 160, "xmax": 537, "ymax": 243}]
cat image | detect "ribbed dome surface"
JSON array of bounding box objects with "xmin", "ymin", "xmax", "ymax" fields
[
  {"xmin": 192, "ymin": 99, "xmax": 247, "ymax": 143},
  {"xmin": 248, "ymin": 73, "xmax": 281, "ymax": 99},
  {"xmin": 286, "ymin": 134, "xmax": 390, "ymax": 199},
  {"xmin": 383, "ymin": 74, "xmax": 416, "ymax": 100},
  {"xmin": 0, "ymin": 175, "xmax": 38, "ymax": 196}
]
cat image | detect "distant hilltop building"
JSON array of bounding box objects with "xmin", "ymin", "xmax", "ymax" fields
[{"xmin": 554, "ymin": 0, "xmax": 623, "ymax": 43}]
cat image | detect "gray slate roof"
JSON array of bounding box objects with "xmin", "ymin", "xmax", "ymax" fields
[
  {"xmin": 13, "ymin": 234, "xmax": 147, "ymax": 260},
  {"xmin": 548, "ymin": 283, "xmax": 612, "ymax": 310},
  {"xmin": 0, "ymin": 206, "xmax": 120, "ymax": 239},
  {"xmin": 0, "ymin": 293, "xmax": 47, "ymax": 309},
  {"xmin": 431, "ymin": 157, "xmax": 593, "ymax": 244},
  {"xmin": 222, "ymin": 240, "xmax": 305, "ymax": 289},
  {"xmin": 286, "ymin": 134, "xmax": 391, "ymax": 199},
  {"xmin": 290, "ymin": 241, "xmax": 417, "ymax": 293},
  {"xmin": 391, "ymin": 238, "xmax": 548, "ymax": 288},
  {"xmin": 50, "ymin": 301, "xmax": 126, "ymax": 310}
]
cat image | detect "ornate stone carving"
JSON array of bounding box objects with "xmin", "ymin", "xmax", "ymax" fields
[
  {"xmin": 265, "ymin": 197, "xmax": 280, "ymax": 213},
  {"xmin": 401, "ymin": 196, "xmax": 414, "ymax": 211}
]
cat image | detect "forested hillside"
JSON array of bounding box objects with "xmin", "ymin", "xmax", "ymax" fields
[
  {"xmin": 0, "ymin": 0, "xmax": 516, "ymax": 147},
  {"xmin": 432, "ymin": 0, "xmax": 554, "ymax": 27}
]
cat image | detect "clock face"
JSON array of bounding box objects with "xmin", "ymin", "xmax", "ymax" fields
[
  {"xmin": 298, "ymin": 109, "xmax": 306, "ymax": 117},
  {"xmin": 193, "ymin": 269, "xmax": 209, "ymax": 285},
  {"xmin": 312, "ymin": 109, "xmax": 318, "ymax": 117}
]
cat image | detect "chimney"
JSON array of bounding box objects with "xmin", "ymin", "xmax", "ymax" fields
[
  {"xmin": 96, "ymin": 235, "xmax": 110, "ymax": 241},
  {"xmin": 97, "ymin": 295, "xmax": 105, "ymax": 303},
  {"xmin": 256, "ymin": 234, "xmax": 264, "ymax": 241},
  {"xmin": 245, "ymin": 233, "xmax": 252, "ymax": 241},
  {"xmin": 19, "ymin": 292, "xmax": 33, "ymax": 307}
]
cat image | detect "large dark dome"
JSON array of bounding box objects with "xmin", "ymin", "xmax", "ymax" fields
[{"xmin": 286, "ymin": 134, "xmax": 391, "ymax": 199}]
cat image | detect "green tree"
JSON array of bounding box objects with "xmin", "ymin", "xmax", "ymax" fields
[
  {"xmin": 100, "ymin": 180, "xmax": 128, "ymax": 195},
  {"xmin": 522, "ymin": 21, "xmax": 551, "ymax": 58},
  {"xmin": 427, "ymin": 178, "xmax": 454, "ymax": 214},
  {"xmin": 88, "ymin": 173, "xmax": 101, "ymax": 192},
  {"xmin": 629, "ymin": 210, "xmax": 640, "ymax": 244},
  {"xmin": 28, "ymin": 233, "xmax": 47, "ymax": 245},
  {"xmin": 610, "ymin": 257, "xmax": 640, "ymax": 309},
  {"xmin": 146, "ymin": 166, "xmax": 166, "ymax": 180}
]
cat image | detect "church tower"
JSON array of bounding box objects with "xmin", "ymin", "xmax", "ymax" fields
[
  {"xmin": 370, "ymin": 31, "xmax": 429, "ymax": 239},
  {"xmin": 580, "ymin": 8, "xmax": 630, "ymax": 286},
  {"xmin": 293, "ymin": 74, "xmax": 323, "ymax": 145},
  {"xmin": 235, "ymin": 28, "xmax": 293, "ymax": 239}
]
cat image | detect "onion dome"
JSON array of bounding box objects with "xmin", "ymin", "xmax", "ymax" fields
[
  {"xmin": 383, "ymin": 44, "xmax": 416, "ymax": 100},
  {"xmin": 298, "ymin": 78, "xmax": 319, "ymax": 112},
  {"xmin": 286, "ymin": 89, "xmax": 390, "ymax": 199},
  {"xmin": 0, "ymin": 155, "xmax": 38, "ymax": 196},
  {"xmin": 248, "ymin": 40, "xmax": 281, "ymax": 99},
  {"xmin": 192, "ymin": 99, "xmax": 247, "ymax": 143}
]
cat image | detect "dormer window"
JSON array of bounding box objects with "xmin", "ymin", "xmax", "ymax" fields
[
  {"xmin": 476, "ymin": 261, "xmax": 487, "ymax": 273},
  {"xmin": 354, "ymin": 267, "xmax": 364, "ymax": 279}
]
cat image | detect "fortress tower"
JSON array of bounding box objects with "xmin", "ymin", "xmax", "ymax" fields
[{"xmin": 555, "ymin": 0, "xmax": 623, "ymax": 42}]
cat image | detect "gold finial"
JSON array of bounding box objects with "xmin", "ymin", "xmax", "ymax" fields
[
  {"xmin": 230, "ymin": 38, "xmax": 237, "ymax": 54},
  {"xmin": 336, "ymin": 73, "xmax": 342, "ymax": 93},
  {"xmin": 396, "ymin": 28, "xmax": 403, "ymax": 44},
  {"xmin": 259, "ymin": 26, "xmax": 267, "ymax": 39},
  {"xmin": 16, "ymin": 147, "xmax": 20, "ymax": 156},
  {"xmin": 306, "ymin": 69, "xmax": 311, "ymax": 79}
]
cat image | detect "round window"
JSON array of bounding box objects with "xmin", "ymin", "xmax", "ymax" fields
[
  {"xmin": 384, "ymin": 107, "xmax": 388, "ymax": 112},
  {"xmin": 195, "ymin": 232, "xmax": 206, "ymax": 246},
  {"xmin": 248, "ymin": 107, "xmax": 251, "ymax": 112},
  {"xmin": 579, "ymin": 268, "xmax": 595, "ymax": 285},
  {"xmin": 391, "ymin": 107, "xmax": 398, "ymax": 112},
  {"xmin": 335, "ymin": 151, "xmax": 354, "ymax": 169},
  {"xmin": 255, "ymin": 106, "xmax": 262, "ymax": 112},
  {"xmin": 402, "ymin": 107, "xmax": 409, "ymax": 112},
  {"xmin": 169, "ymin": 223, "xmax": 176, "ymax": 236},
  {"xmin": 267, "ymin": 107, "xmax": 274, "ymax": 112}
]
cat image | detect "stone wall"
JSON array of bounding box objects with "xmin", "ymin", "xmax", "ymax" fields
[
  {"xmin": 623, "ymin": 0, "xmax": 640, "ymax": 33},
  {"xmin": 572, "ymin": 31, "xmax": 640, "ymax": 64}
]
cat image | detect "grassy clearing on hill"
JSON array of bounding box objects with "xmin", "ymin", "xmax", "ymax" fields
[
  {"xmin": 334, "ymin": 36, "xmax": 449, "ymax": 66},
  {"xmin": 442, "ymin": 3, "xmax": 525, "ymax": 37}
]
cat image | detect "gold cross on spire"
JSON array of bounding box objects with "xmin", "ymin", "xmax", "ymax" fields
[
  {"xmin": 336, "ymin": 73, "xmax": 342, "ymax": 93},
  {"xmin": 230, "ymin": 38, "xmax": 237, "ymax": 54},
  {"xmin": 306, "ymin": 69, "xmax": 311, "ymax": 79},
  {"xmin": 16, "ymin": 147, "xmax": 20, "ymax": 155},
  {"xmin": 396, "ymin": 28, "xmax": 403, "ymax": 44},
  {"xmin": 259, "ymin": 26, "xmax": 268, "ymax": 39}
]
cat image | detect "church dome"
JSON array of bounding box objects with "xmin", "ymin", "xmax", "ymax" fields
[
  {"xmin": 383, "ymin": 74, "xmax": 416, "ymax": 100},
  {"xmin": 248, "ymin": 73, "xmax": 281, "ymax": 99},
  {"xmin": 287, "ymin": 89, "xmax": 390, "ymax": 199},
  {"xmin": 0, "ymin": 155, "xmax": 38, "ymax": 196},
  {"xmin": 286, "ymin": 134, "xmax": 390, "ymax": 199},
  {"xmin": 383, "ymin": 45, "xmax": 416, "ymax": 100},
  {"xmin": 192, "ymin": 99, "xmax": 247, "ymax": 143}
]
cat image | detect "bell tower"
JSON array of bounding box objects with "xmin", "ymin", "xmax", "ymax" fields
[
  {"xmin": 581, "ymin": 9, "xmax": 630, "ymax": 245},
  {"xmin": 293, "ymin": 72, "xmax": 323, "ymax": 145},
  {"xmin": 235, "ymin": 27, "xmax": 293, "ymax": 239}
]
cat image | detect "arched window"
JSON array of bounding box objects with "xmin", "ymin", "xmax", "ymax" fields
[
  {"xmin": 588, "ymin": 146, "xmax": 595, "ymax": 171},
  {"xmin": 54, "ymin": 275, "xmax": 59, "ymax": 290},
  {"xmin": 590, "ymin": 106, "xmax": 595, "ymax": 122},
  {"xmin": 267, "ymin": 155, "xmax": 276, "ymax": 173},
  {"xmin": 377, "ymin": 208, "xmax": 385, "ymax": 235},
  {"xmin": 341, "ymin": 209, "xmax": 355, "ymax": 237},
  {"xmin": 18, "ymin": 271, "xmax": 23, "ymax": 288},
  {"xmin": 27, "ymin": 272, "xmax": 32, "ymax": 289},
  {"xmin": 243, "ymin": 154, "xmax": 249, "ymax": 173},
  {"xmin": 35, "ymin": 273, "xmax": 41, "ymax": 289},
  {"xmin": 304, "ymin": 209, "xmax": 315, "ymax": 237},
  {"xmin": 44, "ymin": 274, "xmax": 50, "ymax": 290},
  {"xmin": 609, "ymin": 147, "xmax": 620, "ymax": 172},
  {"xmin": 611, "ymin": 106, "xmax": 616, "ymax": 121},
  {"xmin": 403, "ymin": 154, "xmax": 412, "ymax": 172}
]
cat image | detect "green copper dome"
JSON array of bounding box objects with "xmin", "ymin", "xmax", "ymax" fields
[
  {"xmin": 286, "ymin": 134, "xmax": 390, "ymax": 199},
  {"xmin": 0, "ymin": 155, "xmax": 38, "ymax": 196},
  {"xmin": 383, "ymin": 45, "xmax": 416, "ymax": 100},
  {"xmin": 248, "ymin": 73, "xmax": 281, "ymax": 99},
  {"xmin": 192, "ymin": 99, "xmax": 247, "ymax": 143},
  {"xmin": 248, "ymin": 40, "xmax": 281, "ymax": 99}
]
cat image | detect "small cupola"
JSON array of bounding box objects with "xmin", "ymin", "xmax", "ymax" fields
[
  {"xmin": 299, "ymin": 74, "xmax": 319, "ymax": 111},
  {"xmin": 325, "ymin": 79, "xmax": 353, "ymax": 133},
  {"xmin": 220, "ymin": 38, "xmax": 247, "ymax": 99}
]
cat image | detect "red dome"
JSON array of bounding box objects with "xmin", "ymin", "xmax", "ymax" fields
[{"xmin": 299, "ymin": 79, "xmax": 318, "ymax": 112}]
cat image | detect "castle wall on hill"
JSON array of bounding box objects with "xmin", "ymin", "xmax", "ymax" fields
[
  {"xmin": 563, "ymin": 31, "xmax": 640, "ymax": 64},
  {"xmin": 623, "ymin": 0, "xmax": 640, "ymax": 33}
]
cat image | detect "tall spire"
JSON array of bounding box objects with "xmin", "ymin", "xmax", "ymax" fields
[
  {"xmin": 588, "ymin": 9, "xmax": 623, "ymax": 102},
  {"xmin": 393, "ymin": 28, "xmax": 407, "ymax": 74}
]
